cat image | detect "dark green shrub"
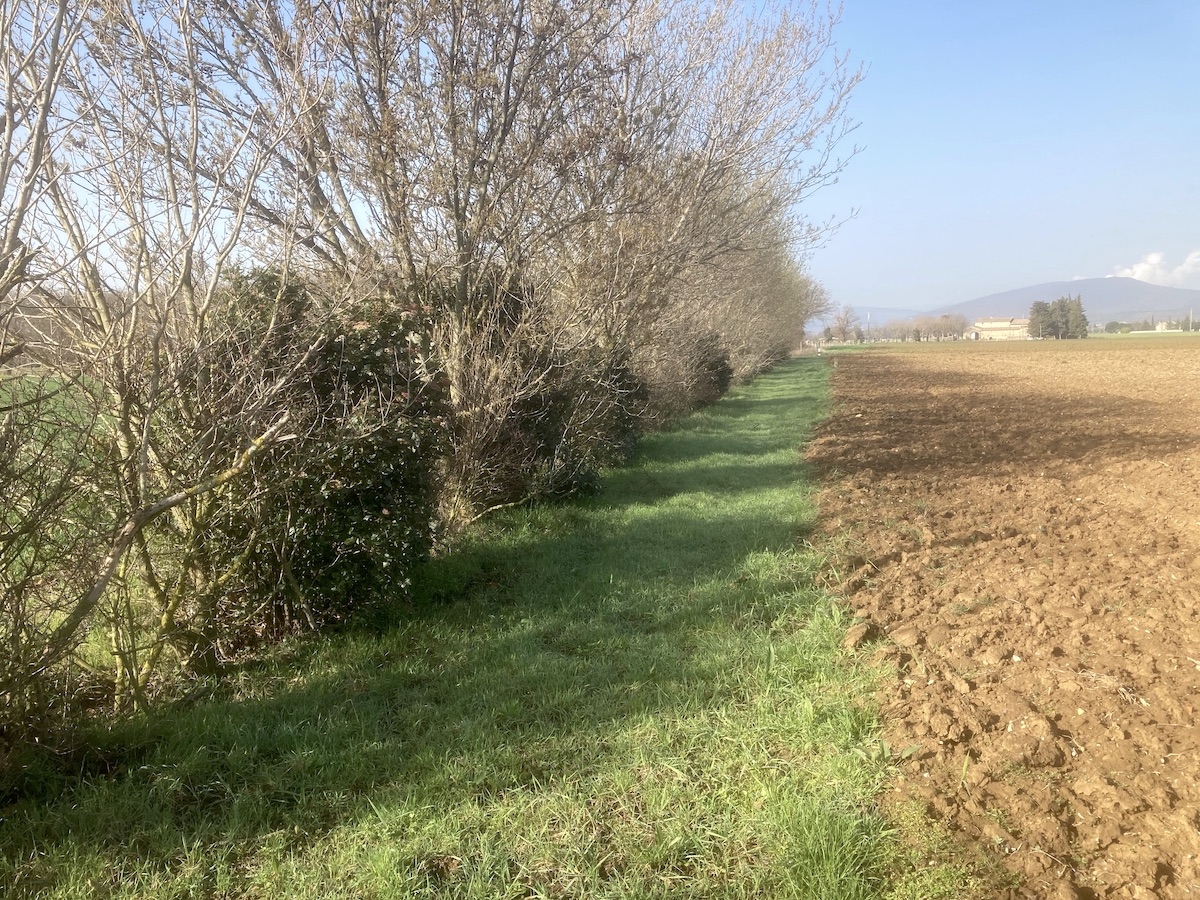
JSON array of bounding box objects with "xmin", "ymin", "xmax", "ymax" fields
[{"xmin": 198, "ymin": 273, "xmax": 445, "ymax": 647}]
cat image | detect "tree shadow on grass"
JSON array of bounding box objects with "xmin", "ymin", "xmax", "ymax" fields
[{"xmin": 0, "ymin": 358, "xmax": 846, "ymax": 889}]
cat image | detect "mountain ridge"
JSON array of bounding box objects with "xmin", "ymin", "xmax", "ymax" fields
[
  {"xmin": 927, "ymin": 278, "xmax": 1200, "ymax": 323},
  {"xmin": 820, "ymin": 278, "xmax": 1200, "ymax": 328}
]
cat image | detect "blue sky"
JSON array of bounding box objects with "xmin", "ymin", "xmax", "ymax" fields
[{"xmin": 800, "ymin": 1, "xmax": 1200, "ymax": 310}]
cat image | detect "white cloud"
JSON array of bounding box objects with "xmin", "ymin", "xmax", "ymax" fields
[{"xmin": 1110, "ymin": 250, "xmax": 1200, "ymax": 288}]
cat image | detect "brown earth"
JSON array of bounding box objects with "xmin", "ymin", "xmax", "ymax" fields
[{"xmin": 806, "ymin": 338, "xmax": 1200, "ymax": 899}]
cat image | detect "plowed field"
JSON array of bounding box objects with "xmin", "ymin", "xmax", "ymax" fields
[{"xmin": 806, "ymin": 338, "xmax": 1200, "ymax": 899}]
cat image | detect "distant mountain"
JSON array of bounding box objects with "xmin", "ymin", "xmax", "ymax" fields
[{"xmin": 927, "ymin": 278, "xmax": 1200, "ymax": 325}]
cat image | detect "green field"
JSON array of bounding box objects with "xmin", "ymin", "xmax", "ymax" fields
[{"xmin": 1091, "ymin": 329, "xmax": 1200, "ymax": 339}]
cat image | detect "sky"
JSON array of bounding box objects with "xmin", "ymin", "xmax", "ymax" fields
[{"xmin": 799, "ymin": 0, "xmax": 1200, "ymax": 310}]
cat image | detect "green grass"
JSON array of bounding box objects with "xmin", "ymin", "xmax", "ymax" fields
[
  {"xmin": 0, "ymin": 358, "xmax": 961, "ymax": 899},
  {"xmin": 874, "ymin": 802, "xmax": 1005, "ymax": 900}
]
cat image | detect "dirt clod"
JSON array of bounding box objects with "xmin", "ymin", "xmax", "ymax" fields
[
  {"xmin": 889, "ymin": 624, "xmax": 923, "ymax": 648},
  {"xmin": 843, "ymin": 620, "xmax": 882, "ymax": 649}
]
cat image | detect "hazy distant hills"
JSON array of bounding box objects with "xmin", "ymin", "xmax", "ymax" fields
[
  {"xmin": 821, "ymin": 278, "xmax": 1200, "ymax": 328},
  {"xmin": 837, "ymin": 305, "xmax": 926, "ymax": 326},
  {"xmin": 928, "ymin": 278, "xmax": 1200, "ymax": 324}
]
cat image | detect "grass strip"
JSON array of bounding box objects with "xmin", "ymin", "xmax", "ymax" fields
[{"xmin": 1, "ymin": 358, "xmax": 933, "ymax": 899}]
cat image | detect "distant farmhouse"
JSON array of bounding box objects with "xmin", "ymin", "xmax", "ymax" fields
[{"xmin": 964, "ymin": 317, "xmax": 1031, "ymax": 341}]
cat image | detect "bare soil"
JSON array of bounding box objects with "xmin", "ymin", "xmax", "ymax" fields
[{"xmin": 806, "ymin": 339, "xmax": 1200, "ymax": 899}]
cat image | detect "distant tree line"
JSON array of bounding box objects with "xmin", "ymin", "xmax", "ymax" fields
[
  {"xmin": 1, "ymin": 0, "xmax": 855, "ymax": 745},
  {"xmin": 876, "ymin": 313, "xmax": 969, "ymax": 342},
  {"xmin": 1104, "ymin": 316, "xmax": 1197, "ymax": 333},
  {"xmin": 1028, "ymin": 296, "xmax": 1088, "ymax": 339},
  {"xmin": 821, "ymin": 310, "xmax": 968, "ymax": 343},
  {"xmin": 1169, "ymin": 316, "xmax": 1197, "ymax": 332}
]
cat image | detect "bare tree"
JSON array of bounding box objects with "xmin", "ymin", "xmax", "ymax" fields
[
  {"xmin": 0, "ymin": 0, "xmax": 83, "ymax": 333},
  {"xmin": 0, "ymin": 0, "xmax": 343, "ymax": 713},
  {"xmin": 550, "ymin": 0, "xmax": 860, "ymax": 411},
  {"xmin": 832, "ymin": 304, "xmax": 859, "ymax": 343},
  {"xmin": 0, "ymin": 0, "xmax": 103, "ymax": 738}
]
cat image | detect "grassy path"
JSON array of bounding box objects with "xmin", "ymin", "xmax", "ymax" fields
[{"xmin": 3, "ymin": 358, "xmax": 913, "ymax": 899}]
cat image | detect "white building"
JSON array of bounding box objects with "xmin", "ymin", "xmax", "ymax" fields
[{"xmin": 964, "ymin": 317, "xmax": 1031, "ymax": 341}]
